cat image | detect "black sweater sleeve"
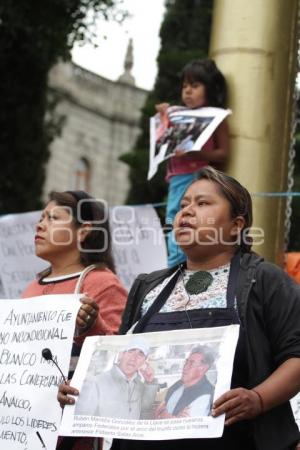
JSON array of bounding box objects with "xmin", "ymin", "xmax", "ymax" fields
[
  {"xmin": 119, "ymin": 274, "xmax": 147, "ymax": 334},
  {"xmin": 257, "ymin": 262, "xmax": 300, "ymax": 365}
]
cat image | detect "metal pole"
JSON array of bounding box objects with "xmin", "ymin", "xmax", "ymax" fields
[{"xmin": 210, "ymin": 0, "xmax": 299, "ymax": 264}]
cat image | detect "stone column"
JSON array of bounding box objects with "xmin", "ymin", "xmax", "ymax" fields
[{"xmin": 210, "ymin": 0, "xmax": 298, "ymax": 264}]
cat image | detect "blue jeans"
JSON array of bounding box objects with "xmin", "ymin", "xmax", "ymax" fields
[{"xmin": 166, "ymin": 173, "xmax": 196, "ymax": 268}]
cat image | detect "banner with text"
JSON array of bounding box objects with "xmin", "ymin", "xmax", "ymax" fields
[
  {"xmin": 60, "ymin": 325, "xmax": 239, "ymax": 441},
  {"xmin": 110, "ymin": 205, "xmax": 167, "ymax": 289},
  {"xmin": 0, "ymin": 206, "xmax": 167, "ymax": 296},
  {"xmin": 0, "ymin": 294, "xmax": 80, "ymax": 450}
]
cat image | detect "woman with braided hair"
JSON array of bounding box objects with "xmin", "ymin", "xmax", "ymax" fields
[{"xmin": 60, "ymin": 170, "xmax": 300, "ymax": 450}]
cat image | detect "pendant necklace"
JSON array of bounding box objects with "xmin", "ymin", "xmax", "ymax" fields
[
  {"xmin": 178, "ymin": 265, "xmax": 214, "ymax": 329},
  {"xmin": 185, "ymin": 271, "xmax": 213, "ymax": 295}
]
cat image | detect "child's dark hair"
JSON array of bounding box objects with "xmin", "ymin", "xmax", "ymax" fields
[{"xmin": 181, "ymin": 59, "xmax": 227, "ymax": 108}]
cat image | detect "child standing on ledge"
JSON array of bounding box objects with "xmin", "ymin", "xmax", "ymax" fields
[{"xmin": 156, "ymin": 59, "xmax": 230, "ymax": 268}]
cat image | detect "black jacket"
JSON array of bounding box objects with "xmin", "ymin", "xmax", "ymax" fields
[{"xmin": 119, "ymin": 253, "xmax": 300, "ymax": 450}]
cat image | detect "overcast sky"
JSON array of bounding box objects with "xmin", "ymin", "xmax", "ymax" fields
[{"xmin": 72, "ymin": 0, "xmax": 166, "ymax": 90}]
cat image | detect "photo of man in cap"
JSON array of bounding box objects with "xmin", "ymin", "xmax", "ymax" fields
[{"xmin": 75, "ymin": 337, "xmax": 159, "ymax": 419}]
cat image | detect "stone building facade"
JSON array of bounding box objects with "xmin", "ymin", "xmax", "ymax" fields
[{"xmin": 45, "ymin": 45, "xmax": 148, "ymax": 206}]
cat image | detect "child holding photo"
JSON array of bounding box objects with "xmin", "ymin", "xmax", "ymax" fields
[{"xmin": 156, "ymin": 59, "xmax": 230, "ymax": 267}]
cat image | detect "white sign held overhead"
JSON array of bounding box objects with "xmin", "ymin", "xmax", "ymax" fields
[{"xmin": 0, "ymin": 294, "xmax": 80, "ymax": 450}]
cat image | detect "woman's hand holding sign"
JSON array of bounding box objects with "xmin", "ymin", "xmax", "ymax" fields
[
  {"xmin": 212, "ymin": 387, "xmax": 263, "ymax": 425},
  {"xmin": 58, "ymin": 381, "xmax": 79, "ymax": 408},
  {"xmin": 76, "ymin": 297, "xmax": 99, "ymax": 332}
]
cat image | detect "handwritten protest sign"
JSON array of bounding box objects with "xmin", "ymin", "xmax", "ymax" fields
[
  {"xmin": 110, "ymin": 205, "xmax": 167, "ymax": 290},
  {"xmin": 148, "ymin": 106, "xmax": 231, "ymax": 180},
  {"xmin": 0, "ymin": 206, "xmax": 167, "ymax": 296},
  {"xmin": 0, "ymin": 295, "xmax": 80, "ymax": 450},
  {"xmin": 60, "ymin": 325, "xmax": 239, "ymax": 441}
]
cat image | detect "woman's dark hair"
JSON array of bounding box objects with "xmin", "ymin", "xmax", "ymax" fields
[
  {"xmin": 49, "ymin": 190, "xmax": 115, "ymax": 271},
  {"xmin": 180, "ymin": 59, "xmax": 228, "ymax": 108},
  {"xmin": 195, "ymin": 167, "xmax": 253, "ymax": 253}
]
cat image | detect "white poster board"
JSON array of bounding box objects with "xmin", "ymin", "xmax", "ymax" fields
[
  {"xmin": 0, "ymin": 294, "xmax": 80, "ymax": 450},
  {"xmin": 0, "ymin": 206, "xmax": 167, "ymax": 296},
  {"xmin": 110, "ymin": 205, "xmax": 167, "ymax": 290},
  {"xmin": 60, "ymin": 325, "xmax": 239, "ymax": 441}
]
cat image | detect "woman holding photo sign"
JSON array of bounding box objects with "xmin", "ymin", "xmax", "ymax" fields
[
  {"xmin": 23, "ymin": 190, "xmax": 127, "ymax": 450},
  {"xmin": 60, "ymin": 169, "xmax": 300, "ymax": 450}
]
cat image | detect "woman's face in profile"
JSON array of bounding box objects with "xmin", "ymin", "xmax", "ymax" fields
[
  {"xmin": 35, "ymin": 200, "xmax": 79, "ymax": 261},
  {"xmin": 174, "ymin": 179, "xmax": 237, "ymax": 251}
]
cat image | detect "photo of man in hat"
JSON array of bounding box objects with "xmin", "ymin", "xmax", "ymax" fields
[{"xmin": 75, "ymin": 337, "xmax": 159, "ymax": 419}]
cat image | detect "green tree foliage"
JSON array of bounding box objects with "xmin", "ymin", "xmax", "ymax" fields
[
  {"xmin": 120, "ymin": 0, "xmax": 213, "ymax": 208},
  {"xmin": 0, "ymin": 0, "xmax": 123, "ymax": 213}
]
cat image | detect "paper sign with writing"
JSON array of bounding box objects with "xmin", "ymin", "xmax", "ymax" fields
[
  {"xmin": 0, "ymin": 295, "xmax": 80, "ymax": 450},
  {"xmin": 0, "ymin": 206, "xmax": 167, "ymax": 296},
  {"xmin": 110, "ymin": 205, "xmax": 167, "ymax": 290},
  {"xmin": 60, "ymin": 325, "xmax": 239, "ymax": 441}
]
